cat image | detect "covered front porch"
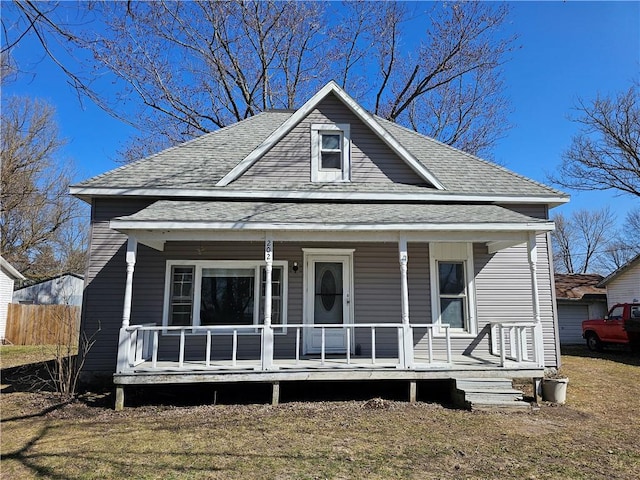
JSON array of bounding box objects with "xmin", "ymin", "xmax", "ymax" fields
[{"xmin": 109, "ymin": 200, "xmax": 554, "ymax": 408}]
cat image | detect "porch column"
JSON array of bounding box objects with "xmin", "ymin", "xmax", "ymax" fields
[
  {"xmin": 262, "ymin": 234, "xmax": 274, "ymax": 370},
  {"xmin": 528, "ymin": 233, "xmax": 545, "ymax": 366},
  {"xmin": 122, "ymin": 236, "xmax": 137, "ymax": 328},
  {"xmin": 117, "ymin": 236, "xmax": 137, "ymax": 376},
  {"xmin": 399, "ymin": 236, "xmax": 414, "ymax": 368}
]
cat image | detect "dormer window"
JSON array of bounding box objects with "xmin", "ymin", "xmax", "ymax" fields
[
  {"xmin": 311, "ymin": 123, "xmax": 350, "ymax": 182},
  {"xmin": 320, "ymin": 133, "xmax": 342, "ymax": 170}
]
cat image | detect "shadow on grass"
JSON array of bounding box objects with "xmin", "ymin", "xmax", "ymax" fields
[
  {"xmin": 561, "ymin": 345, "xmax": 640, "ymax": 367},
  {"xmin": 0, "ymin": 360, "xmax": 59, "ymax": 394},
  {"xmin": 1, "ymin": 424, "xmax": 235, "ymax": 480},
  {"xmin": 1, "ymin": 399, "xmax": 74, "ymax": 423}
]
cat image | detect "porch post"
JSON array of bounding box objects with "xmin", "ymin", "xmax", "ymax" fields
[
  {"xmin": 399, "ymin": 236, "xmax": 414, "ymax": 368},
  {"xmin": 528, "ymin": 233, "xmax": 545, "ymax": 367},
  {"xmin": 262, "ymin": 234, "xmax": 274, "ymax": 370},
  {"xmin": 122, "ymin": 236, "xmax": 137, "ymax": 328},
  {"xmin": 117, "ymin": 236, "xmax": 137, "ymax": 375}
]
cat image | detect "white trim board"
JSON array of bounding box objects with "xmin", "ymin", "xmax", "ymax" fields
[
  {"xmin": 70, "ymin": 186, "xmax": 569, "ymax": 207},
  {"xmin": 129, "ymin": 230, "xmax": 531, "ymax": 251}
]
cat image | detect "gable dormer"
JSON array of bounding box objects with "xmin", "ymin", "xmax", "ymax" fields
[{"xmin": 217, "ymin": 81, "xmax": 445, "ymax": 190}]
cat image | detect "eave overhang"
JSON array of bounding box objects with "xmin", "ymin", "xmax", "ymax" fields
[
  {"xmin": 108, "ymin": 200, "xmax": 555, "ymax": 251},
  {"xmin": 70, "ymin": 186, "xmax": 569, "ymax": 208}
]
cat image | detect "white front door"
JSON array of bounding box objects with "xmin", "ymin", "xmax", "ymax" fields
[{"xmin": 304, "ymin": 251, "xmax": 353, "ymax": 354}]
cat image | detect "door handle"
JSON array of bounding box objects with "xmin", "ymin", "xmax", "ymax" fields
[{"xmin": 346, "ymin": 292, "xmax": 350, "ymax": 304}]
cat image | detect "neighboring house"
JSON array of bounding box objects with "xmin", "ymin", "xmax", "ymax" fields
[
  {"xmin": 70, "ymin": 82, "xmax": 569, "ymax": 407},
  {"xmin": 555, "ymin": 274, "xmax": 608, "ymax": 345},
  {"xmin": 12, "ymin": 273, "xmax": 85, "ymax": 306},
  {"xmin": 599, "ymin": 253, "xmax": 640, "ymax": 307},
  {"xmin": 0, "ymin": 256, "xmax": 26, "ymax": 341}
]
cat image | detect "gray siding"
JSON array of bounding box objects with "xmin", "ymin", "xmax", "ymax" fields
[
  {"xmin": 81, "ymin": 198, "xmax": 154, "ymax": 372},
  {"xmin": 474, "ymin": 234, "xmax": 558, "ymax": 367},
  {"xmin": 497, "ymin": 204, "xmax": 548, "ymax": 220},
  {"xmin": 236, "ymin": 93, "xmax": 425, "ymax": 185},
  {"xmin": 82, "ymin": 200, "xmax": 559, "ymax": 372}
]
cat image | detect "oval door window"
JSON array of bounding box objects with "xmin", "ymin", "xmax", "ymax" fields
[{"xmin": 320, "ymin": 269, "xmax": 337, "ymax": 311}]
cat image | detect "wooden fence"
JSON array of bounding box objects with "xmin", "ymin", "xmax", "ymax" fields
[{"xmin": 5, "ymin": 304, "xmax": 81, "ymax": 346}]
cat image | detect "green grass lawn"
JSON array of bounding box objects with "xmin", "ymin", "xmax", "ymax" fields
[
  {"xmin": 1, "ymin": 346, "xmax": 639, "ymax": 479},
  {"xmin": 0, "ymin": 345, "xmax": 60, "ymax": 369}
]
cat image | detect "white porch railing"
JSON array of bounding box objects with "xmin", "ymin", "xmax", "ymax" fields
[
  {"xmin": 489, "ymin": 321, "xmax": 544, "ymax": 367},
  {"xmin": 116, "ymin": 323, "xmax": 453, "ymax": 374}
]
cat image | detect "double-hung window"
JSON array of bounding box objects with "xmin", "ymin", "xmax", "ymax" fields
[
  {"xmin": 429, "ymin": 243, "xmax": 476, "ymax": 335},
  {"xmin": 437, "ymin": 262, "xmax": 467, "ymax": 329},
  {"xmin": 311, "ymin": 123, "xmax": 350, "ymax": 182},
  {"xmin": 164, "ymin": 261, "xmax": 287, "ymax": 331}
]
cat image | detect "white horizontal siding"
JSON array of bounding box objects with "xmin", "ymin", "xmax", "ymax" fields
[
  {"xmin": 606, "ymin": 264, "xmax": 640, "ymax": 307},
  {"xmin": 0, "ymin": 270, "xmax": 15, "ymax": 338}
]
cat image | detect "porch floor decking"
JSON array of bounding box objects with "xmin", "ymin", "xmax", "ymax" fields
[{"xmin": 114, "ymin": 354, "xmax": 544, "ymax": 385}]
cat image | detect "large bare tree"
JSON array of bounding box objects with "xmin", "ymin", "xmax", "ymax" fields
[
  {"xmin": 0, "ymin": 96, "xmax": 86, "ymax": 281},
  {"xmin": 551, "ymin": 207, "xmax": 617, "ymax": 275},
  {"xmin": 601, "ymin": 207, "xmax": 640, "ymax": 271},
  {"xmin": 2, "ymin": 1, "xmax": 515, "ymax": 161},
  {"xmin": 552, "ymin": 84, "xmax": 640, "ymax": 197}
]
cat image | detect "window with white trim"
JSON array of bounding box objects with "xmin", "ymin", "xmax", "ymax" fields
[
  {"xmin": 429, "ymin": 243, "xmax": 476, "ymax": 335},
  {"xmin": 437, "ymin": 262, "xmax": 467, "ymax": 329},
  {"xmin": 165, "ymin": 261, "xmax": 287, "ymax": 329},
  {"xmin": 169, "ymin": 266, "xmax": 194, "ymax": 326},
  {"xmin": 311, "ymin": 123, "xmax": 350, "ymax": 182}
]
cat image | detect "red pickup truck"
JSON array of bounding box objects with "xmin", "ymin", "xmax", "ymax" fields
[{"xmin": 582, "ymin": 303, "xmax": 640, "ymax": 351}]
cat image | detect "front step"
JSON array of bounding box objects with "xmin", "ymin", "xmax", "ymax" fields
[{"xmin": 453, "ymin": 378, "xmax": 532, "ymax": 412}]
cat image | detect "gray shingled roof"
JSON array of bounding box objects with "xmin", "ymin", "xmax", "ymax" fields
[
  {"xmin": 113, "ymin": 200, "xmax": 550, "ymax": 227},
  {"xmin": 74, "ymin": 106, "xmax": 564, "ymax": 198},
  {"xmin": 76, "ymin": 112, "xmax": 292, "ymax": 189},
  {"xmin": 374, "ymin": 117, "xmax": 565, "ymax": 196}
]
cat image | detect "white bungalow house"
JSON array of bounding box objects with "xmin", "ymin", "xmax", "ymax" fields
[
  {"xmin": 0, "ymin": 256, "xmax": 25, "ymax": 341},
  {"xmin": 599, "ymin": 253, "xmax": 640, "ymax": 307},
  {"xmin": 71, "ymin": 82, "xmax": 568, "ymax": 410}
]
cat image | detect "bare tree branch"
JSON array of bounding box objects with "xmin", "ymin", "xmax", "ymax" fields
[
  {"xmin": 551, "ymin": 207, "xmax": 618, "ymax": 275},
  {"xmin": 0, "ymin": 97, "xmax": 87, "ymax": 280},
  {"xmin": 3, "ymin": 1, "xmax": 515, "ymax": 162},
  {"xmin": 551, "ymin": 84, "xmax": 640, "ymax": 197}
]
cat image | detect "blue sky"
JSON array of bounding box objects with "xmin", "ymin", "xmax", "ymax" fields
[{"xmin": 3, "ymin": 1, "xmax": 639, "ymax": 224}]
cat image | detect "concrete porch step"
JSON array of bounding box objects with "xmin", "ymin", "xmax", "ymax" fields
[
  {"xmin": 470, "ymin": 400, "xmax": 533, "ymax": 412},
  {"xmin": 462, "ymin": 391, "xmax": 524, "ymax": 403},
  {"xmin": 455, "ymin": 378, "xmax": 514, "ymax": 390},
  {"xmin": 453, "ymin": 377, "xmax": 531, "ymax": 412}
]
